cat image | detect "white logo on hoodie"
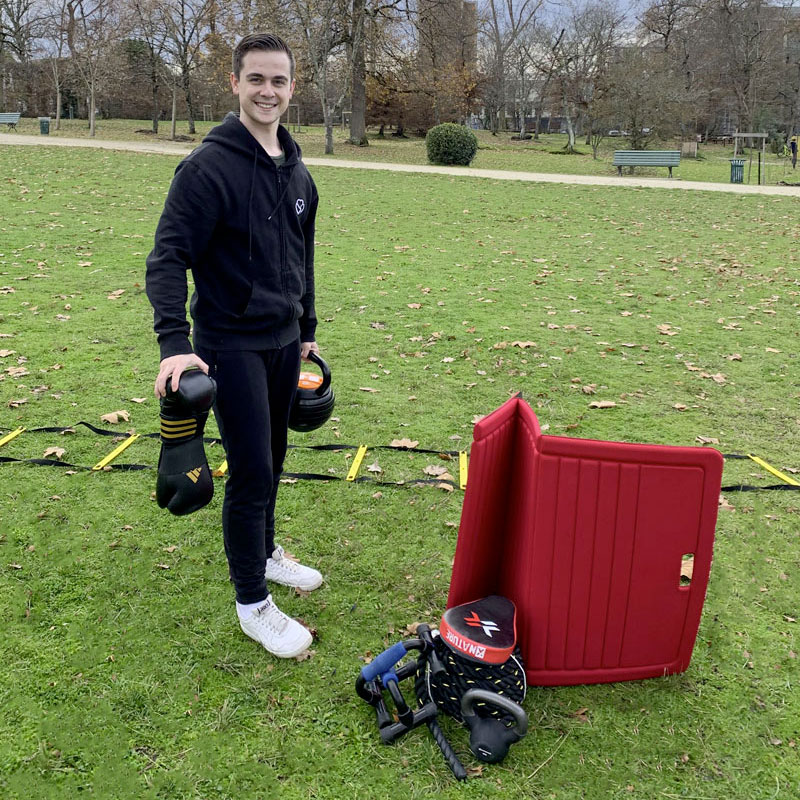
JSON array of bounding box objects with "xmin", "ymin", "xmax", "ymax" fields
[{"xmin": 295, "ymin": 199, "xmax": 305, "ymax": 215}]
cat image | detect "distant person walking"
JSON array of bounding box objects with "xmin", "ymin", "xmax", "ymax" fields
[{"xmin": 791, "ymin": 135, "xmax": 797, "ymax": 169}]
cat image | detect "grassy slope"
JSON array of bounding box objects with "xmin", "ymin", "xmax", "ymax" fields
[{"xmin": 0, "ymin": 145, "xmax": 798, "ymax": 799}]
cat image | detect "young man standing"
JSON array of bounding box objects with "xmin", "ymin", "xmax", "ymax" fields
[{"xmin": 146, "ymin": 33, "xmax": 322, "ymax": 658}]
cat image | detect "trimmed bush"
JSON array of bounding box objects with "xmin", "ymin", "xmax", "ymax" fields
[{"xmin": 425, "ymin": 123, "xmax": 478, "ymax": 166}]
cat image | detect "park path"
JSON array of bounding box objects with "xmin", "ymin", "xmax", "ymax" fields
[{"xmin": 4, "ymin": 132, "xmax": 800, "ymax": 197}]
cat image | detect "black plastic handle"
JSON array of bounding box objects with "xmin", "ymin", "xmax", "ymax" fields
[
  {"xmin": 304, "ymin": 351, "xmax": 331, "ymax": 396},
  {"xmin": 461, "ymin": 689, "xmax": 528, "ymax": 737}
]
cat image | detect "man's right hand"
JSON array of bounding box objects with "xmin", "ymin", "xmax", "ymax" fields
[{"xmin": 155, "ymin": 353, "xmax": 210, "ymax": 398}]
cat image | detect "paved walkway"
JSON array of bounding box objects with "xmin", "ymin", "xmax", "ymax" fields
[{"xmin": 4, "ymin": 132, "xmax": 800, "ymax": 197}]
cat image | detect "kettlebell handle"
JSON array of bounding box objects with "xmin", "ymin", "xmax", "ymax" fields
[
  {"xmin": 304, "ymin": 351, "xmax": 331, "ymax": 396},
  {"xmin": 461, "ymin": 689, "xmax": 528, "ymax": 737}
]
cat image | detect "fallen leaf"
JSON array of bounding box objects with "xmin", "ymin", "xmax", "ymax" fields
[
  {"xmin": 359, "ymin": 387, "xmax": 379, "ymax": 393},
  {"xmin": 589, "ymin": 400, "xmax": 617, "ymax": 409},
  {"xmin": 0, "ymin": 349, "xmax": 15, "ymax": 357},
  {"xmin": 367, "ymin": 462, "xmax": 383, "ymax": 474},
  {"xmin": 681, "ymin": 555, "xmax": 694, "ymax": 581},
  {"xmin": 511, "ymin": 341, "xmax": 537, "ymax": 349},
  {"xmin": 130, "ymin": 397, "xmax": 147, "ymax": 404},
  {"xmin": 390, "ymin": 438, "xmax": 419, "ymax": 449},
  {"xmin": 107, "ymin": 289, "xmax": 125, "ymax": 300},
  {"xmin": 294, "ymin": 649, "xmax": 315, "ymax": 662},
  {"xmin": 673, "ymin": 403, "xmax": 688, "ymax": 411},
  {"xmin": 43, "ymin": 447, "xmax": 65, "ymax": 460},
  {"xmin": 570, "ymin": 707, "xmax": 590, "ymax": 723},
  {"xmin": 718, "ymin": 495, "xmax": 735, "ymax": 511},
  {"xmin": 423, "ymin": 464, "xmax": 448, "ymax": 477},
  {"xmin": 101, "ymin": 410, "xmax": 130, "ymax": 424},
  {"xmin": 407, "ymin": 303, "xmax": 422, "ymax": 309},
  {"xmin": 696, "ymin": 436, "xmax": 719, "ymax": 445},
  {"xmin": 163, "ymin": 545, "xmax": 178, "ymax": 553}
]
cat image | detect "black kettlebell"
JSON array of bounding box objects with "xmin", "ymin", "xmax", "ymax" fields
[
  {"xmin": 461, "ymin": 689, "xmax": 528, "ymax": 764},
  {"xmin": 288, "ymin": 351, "xmax": 335, "ymax": 433}
]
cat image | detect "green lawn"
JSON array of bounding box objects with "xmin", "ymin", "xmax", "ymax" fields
[
  {"xmin": 6, "ymin": 116, "xmax": 799, "ymax": 185},
  {"xmin": 0, "ymin": 144, "xmax": 798, "ymax": 799}
]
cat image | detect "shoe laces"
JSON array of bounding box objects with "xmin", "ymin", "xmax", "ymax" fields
[
  {"xmin": 254, "ymin": 598, "xmax": 289, "ymax": 634},
  {"xmin": 270, "ymin": 545, "xmax": 300, "ymax": 574}
]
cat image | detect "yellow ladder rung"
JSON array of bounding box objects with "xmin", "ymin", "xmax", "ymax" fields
[
  {"xmin": 346, "ymin": 445, "xmax": 368, "ymax": 482},
  {"xmin": 92, "ymin": 434, "xmax": 140, "ymax": 471},
  {"xmin": 459, "ymin": 451, "xmax": 468, "ymax": 490},
  {"xmin": 0, "ymin": 427, "xmax": 25, "ymax": 448},
  {"xmin": 213, "ymin": 459, "xmax": 228, "ymax": 477},
  {"xmin": 747, "ymin": 454, "xmax": 800, "ymax": 487}
]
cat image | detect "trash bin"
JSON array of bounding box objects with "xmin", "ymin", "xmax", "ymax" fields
[
  {"xmin": 729, "ymin": 158, "xmax": 744, "ymax": 183},
  {"xmin": 38, "ymin": 117, "xmax": 50, "ymax": 135}
]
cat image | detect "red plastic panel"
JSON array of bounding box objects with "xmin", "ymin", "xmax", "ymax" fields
[{"xmin": 447, "ymin": 396, "xmax": 723, "ymax": 686}]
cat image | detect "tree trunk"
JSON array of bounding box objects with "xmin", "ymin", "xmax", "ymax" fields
[
  {"xmin": 324, "ymin": 104, "xmax": 334, "ymax": 154},
  {"xmin": 182, "ymin": 68, "xmax": 196, "ymax": 134},
  {"xmin": 55, "ymin": 86, "xmax": 62, "ymax": 131},
  {"xmin": 89, "ymin": 82, "xmax": 96, "ymax": 137},
  {"xmin": 348, "ymin": 0, "xmax": 368, "ymax": 146},
  {"xmin": 151, "ymin": 65, "xmax": 160, "ymax": 133},
  {"xmin": 171, "ymin": 80, "xmax": 177, "ymax": 140},
  {"xmin": 563, "ymin": 105, "xmax": 576, "ymax": 152}
]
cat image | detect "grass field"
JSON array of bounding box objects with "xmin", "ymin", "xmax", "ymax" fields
[
  {"xmin": 6, "ymin": 116, "xmax": 800, "ymax": 186},
  {"xmin": 0, "ymin": 142, "xmax": 799, "ymax": 799}
]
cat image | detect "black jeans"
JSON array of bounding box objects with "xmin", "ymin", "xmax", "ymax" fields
[{"xmin": 196, "ymin": 341, "xmax": 301, "ymax": 604}]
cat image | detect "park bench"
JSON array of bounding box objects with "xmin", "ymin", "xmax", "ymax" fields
[
  {"xmin": 0, "ymin": 112, "xmax": 21, "ymax": 130},
  {"xmin": 613, "ymin": 149, "xmax": 681, "ymax": 178}
]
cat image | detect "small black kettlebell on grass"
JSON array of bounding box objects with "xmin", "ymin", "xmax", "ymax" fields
[{"xmin": 461, "ymin": 689, "xmax": 528, "ymax": 764}]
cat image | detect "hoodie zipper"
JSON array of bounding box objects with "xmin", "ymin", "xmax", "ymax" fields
[{"xmin": 276, "ymin": 167, "xmax": 288, "ymax": 298}]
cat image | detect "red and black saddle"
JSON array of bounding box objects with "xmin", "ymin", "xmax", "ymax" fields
[
  {"xmin": 424, "ymin": 596, "xmax": 526, "ymax": 723},
  {"xmin": 439, "ymin": 595, "xmax": 518, "ymax": 664}
]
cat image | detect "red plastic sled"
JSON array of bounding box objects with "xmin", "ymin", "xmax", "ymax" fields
[{"xmin": 447, "ymin": 396, "xmax": 723, "ymax": 686}]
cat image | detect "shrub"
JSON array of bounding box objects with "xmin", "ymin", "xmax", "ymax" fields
[{"xmin": 425, "ymin": 123, "xmax": 478, "ymax": 166}]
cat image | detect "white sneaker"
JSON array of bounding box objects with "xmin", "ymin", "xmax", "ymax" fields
[
  {"xmin": 239, "ymin": 595, "xmax": 313, "ymax": 658},
  {"xmin": 266, "ymin": 545, "xmax": 323, "ymax": 591}
]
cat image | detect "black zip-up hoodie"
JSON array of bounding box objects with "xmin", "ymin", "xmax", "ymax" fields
[{"xmin": 146, "ymin": 114, "xmax": 318, "ymax": 360}]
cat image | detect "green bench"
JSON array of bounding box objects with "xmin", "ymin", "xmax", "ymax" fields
[
  {"xmin": 613, "ymin": 150, "xmax": 681, "ymax": 178},
  {"xmin": 0, "ymin": 112, "xmax": 21, "ymax": 130}
]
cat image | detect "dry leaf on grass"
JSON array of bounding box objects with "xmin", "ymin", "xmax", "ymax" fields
[
  {"xmin": 43, "ymin": 447, "xmax": 65, "ymax": 460},
  {"xmin": 101, "ymin": 410, "xmax": 130, "ymax": 424},
  {"xmin": 718, "ymin": 495, "xmax": 735, "ymax": 511},
  {"xmin": 589, "ymin": 400, "xmax": 617, "ymax": 409},
  {"xmin": 367, "ymin": 462, "xmax": 383, "ymax": 474},
  {"xmin": 107, "ymin": 289, "xmax": 125, "ymax": 300},
  {"xmin": 423, "ymin": 464, "xmax": 449, "ymax": 477},
  {"xmin": 390, "ymin": 438, "xmax": 419, "ymax": 449}
]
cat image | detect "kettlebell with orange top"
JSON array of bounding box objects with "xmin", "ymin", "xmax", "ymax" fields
[{"xmin": 289, "ymin": 351, "xmax": 335, "ymax": 432}]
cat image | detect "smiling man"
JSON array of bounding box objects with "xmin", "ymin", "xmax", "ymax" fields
[{"xmin": 145, "ymin": 33, "xmax": 323, "ymax": 659}]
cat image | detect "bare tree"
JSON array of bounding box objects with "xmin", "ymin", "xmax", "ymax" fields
[
  {"xmin": 130, "ymin": 0, "xmax": 171, "ymax": 132},
  {"xmin": 288, "ymin": 0, "xmax": 349, "ymax": 154},
  {"xmin": 480, "ymin": 0, "xmax": 545, "ymax": 134},
  {"xmin": 157, "ymin": 0, "xmax": 215, "ymax": 134},
  {"xmin": 65, "ymin": 0, "xmax": 128, "ymax": 136},
  {"xmin": 1, "ymin": 0, "xmax": 44, "ymax": 109},
  {"xmin": 39, "ymin": 0, "xmax": 70, "ymax": 127},
  {"xmin": 547, "ymin": 0, "xmax": 623, "ymax": 153}
]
